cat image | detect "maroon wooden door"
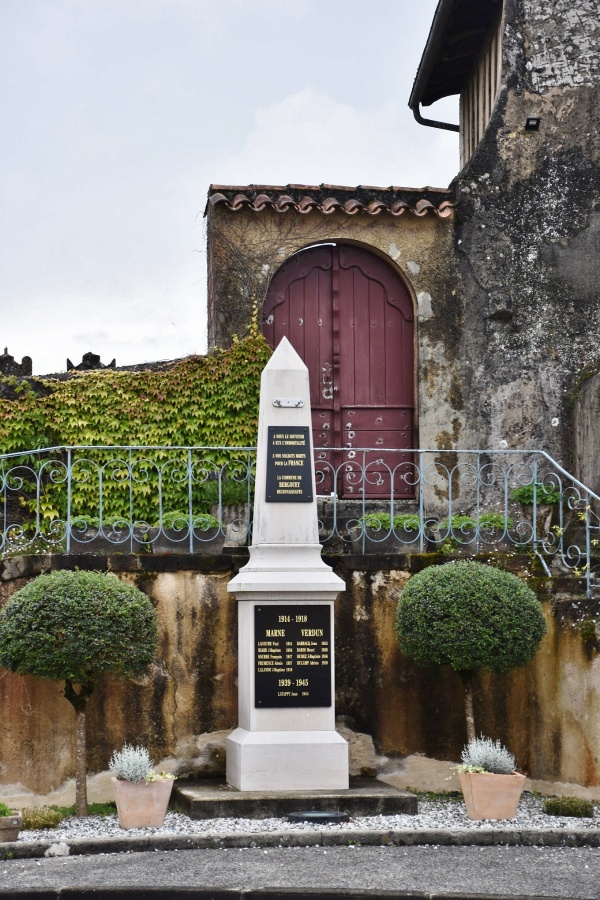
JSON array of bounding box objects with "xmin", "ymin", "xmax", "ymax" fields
[{"xmin": 263, "ymin": 244, "xmax": 415, "ymax": 498}]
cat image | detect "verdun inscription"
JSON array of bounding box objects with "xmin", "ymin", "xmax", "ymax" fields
[
  {"xmin": 255, "ymin": 604, "xmax": 331, "ymax": 708},
  {"xmin": 265, "ymin": 426, "xmax": 313, "ymax": 502}
]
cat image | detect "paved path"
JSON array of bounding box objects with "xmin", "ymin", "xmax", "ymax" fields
[{"xmin": 2, "ymin": 844, "xmax": 600, "ymax": 898}]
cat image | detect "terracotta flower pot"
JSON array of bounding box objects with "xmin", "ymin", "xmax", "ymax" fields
[
  {"xmin": 0, "ymin": 810, "xmax": 22, "ymax": 842},
  {"xmin": 111, "ymin": 777, "xmax": 173, "ymax": 830},
  {"xmin": 459, "ymin": 770, "xmax": 526, "ymax": 820}
]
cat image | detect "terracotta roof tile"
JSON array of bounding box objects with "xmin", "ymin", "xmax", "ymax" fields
[{"xmin": 206, "ymin": 184, "xmax": 454, "ymax": 219}]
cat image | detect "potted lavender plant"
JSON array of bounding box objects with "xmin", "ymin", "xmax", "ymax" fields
[
  {"xmin": 109, "ymin": 744, "xmax": 175, "ymax": 830},
  {"xmin": 458, "ymin": 736, "xmax": 526, "ymax": 820}
]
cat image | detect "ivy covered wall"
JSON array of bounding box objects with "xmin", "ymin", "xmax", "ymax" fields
[{"xmin": 0, "ymin": 331, "xmax": 271, "ymax": 455}]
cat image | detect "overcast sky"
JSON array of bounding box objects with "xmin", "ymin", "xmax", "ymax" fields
[{"xmin": 1, "ymin": 0, "xmax": 459, "ymax": 375}]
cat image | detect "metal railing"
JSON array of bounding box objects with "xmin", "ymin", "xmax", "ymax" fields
[
  {"xmin": 1, "ymin": 446, "xmax": 599, "ymax": 596},
  {"xmin": 0, "ymin": 445, "xmax": 255, "ymax": 556}
]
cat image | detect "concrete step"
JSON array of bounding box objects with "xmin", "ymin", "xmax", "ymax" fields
[{"xmin": 173, "ymin": 777, "xmax": 418, "ymax": 820}]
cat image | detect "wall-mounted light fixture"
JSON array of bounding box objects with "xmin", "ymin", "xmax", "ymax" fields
[{"xmin": 525, "ymin": 117, "xmax": 541, "ymax": 131}]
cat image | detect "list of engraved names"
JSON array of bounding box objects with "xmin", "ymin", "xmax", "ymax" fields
[{"xmin": 254, "ymin": 604, "xmax": 331, "ymax": 707}]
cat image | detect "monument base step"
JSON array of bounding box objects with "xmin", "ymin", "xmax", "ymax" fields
[
  {"xmin": 225, "ymin": 727, "xmax": 348, "ymax": 791},
  {"xmin": 172, "ymin": 777, "xmax": 418, "ymax": 820}
]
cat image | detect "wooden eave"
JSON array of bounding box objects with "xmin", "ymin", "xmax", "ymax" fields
[{"xmin": 409, "ymin": 0, "xmax": 503, "ymax": 109}]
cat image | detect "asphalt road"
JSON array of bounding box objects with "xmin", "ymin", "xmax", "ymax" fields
[{"xmin": 2, "ymin": 845, "xmax": 600, "ymax": 898}]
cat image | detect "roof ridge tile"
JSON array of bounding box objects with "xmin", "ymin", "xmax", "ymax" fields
[{"xmin": 207, "ymin": 184, "xmax": 454, "ymax": 218}]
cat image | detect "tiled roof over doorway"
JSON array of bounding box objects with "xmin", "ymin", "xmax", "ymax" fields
[{"xmin": 206, "ymin": 183, "xmax": 455, "ymax": 218}]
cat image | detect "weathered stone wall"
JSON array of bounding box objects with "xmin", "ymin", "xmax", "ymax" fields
[
  {"xmin": 0, "ymin": 557, "xmax": 238, "ymax": 801},
  {"xmin": 573, "ymin": 372, "xmax": 600, "ymax": 495},
  {"xmin": 520, "ymin": 1, "xmax": 600, "ymax": 95},
  {"xmin": 453, "ymin": 0, "xmax": 600, "ymax": 467},
  {"xmin": 1, "ymin": 553, "xmax": 599, "ymax": 804}
]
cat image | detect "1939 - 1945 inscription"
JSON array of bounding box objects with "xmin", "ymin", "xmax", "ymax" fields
[
  {"xmin": 255, "ymin": 604, "xmax": 331, "ymax": 708},
  {"xmin": 265, "ymin": 426, "xmax": 313, "ymax": 502}
]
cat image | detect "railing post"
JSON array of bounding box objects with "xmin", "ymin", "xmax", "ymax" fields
[
  {"xmin": 1, "ymin": 460, "xmax": 5, "ymax": 554},
  {"xmin": 188, "ymin": 449, "xmax": 193, "ymax": 554},
  {"xmin": 247, "ymin": 449, "xmax": 253, "ymax": 544},
  {"xmin": 447, "ymin": 454, "xmax": 454, "ymax": 547},
  {"xmin": 418, "ymin": 450, "xmax": 425, "ymax": 553},
  {"xmin": 585, "ymin": 492, "xmax": 592, "ymax": 599},
  {"xmin": 389, "ymin": 452, "xmax": 395, "ymax": 544},
  {"xmin": 532, "ymin": 454, "xmax": 538, "ymax": 555},
  {"xmin": 216, "ymin": 461, "xmax": 223, "ymax": 540},
  {"xmin": 157, "ymin": 461, "xmax": 164, "ymax": 542},
  {"xmin": 361, "ymin": 450, "xmax": 367, "ymax": 554},
  {"xmin": 66, "ymin": 448, "xmax": 72, "ymax": 554},
  {"xmin": 128, "ymin": 448, "xmax": 134, "ymax": 553},
  {"xmin": 475, "ymin": 450, "xmax": 482, "ymax": 554}
]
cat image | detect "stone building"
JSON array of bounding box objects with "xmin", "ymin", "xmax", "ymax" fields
[
  {"xmin": 206, "ymin": 0, "xmax": 600, "ymax": 492},
  {"xmin": 0, "ymin": 348, "xmax": 32, "ymax": 378}
]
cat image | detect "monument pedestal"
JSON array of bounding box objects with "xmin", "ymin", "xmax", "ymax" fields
[
  {"xmin": 226, "ymin": 589, "xmax": 348, "ymax": 791},
  {"xmin": 226, "ymin": 728, "xmax": 348, "ymax": 791},
  {"xmin": 227, "ymin": 338, "xmax": 348, "ymax": 792}
]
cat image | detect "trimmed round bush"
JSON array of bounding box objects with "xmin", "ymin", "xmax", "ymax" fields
[
  {"xmin": 395, "ymin": 560, "xmax": 547, "ymax": 675},
  {"xmin": 0, "ymin": 569, "xmax": 157, "ymax": 817},
  {"xmin": 0, "ymin": 569, "xmax": 157, "ymax": 683}
]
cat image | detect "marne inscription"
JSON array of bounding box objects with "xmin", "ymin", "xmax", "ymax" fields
[{"xmin": 255, "ymin": 604, "xmax": 331, "ymax": 707}]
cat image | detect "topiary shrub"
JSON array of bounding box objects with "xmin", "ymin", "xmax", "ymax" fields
[
  {"xmin": 543, "ymin": 796, "xmax": 595, "ymax": 818},
  {"xmin": 0, "ymin": 570, "xmax": 157, "ymax": 817},
  {"xmin": 395, "ymin": 560, "xmax": 547, "ymax": 741}
]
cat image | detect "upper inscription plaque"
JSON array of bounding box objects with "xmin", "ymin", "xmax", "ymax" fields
[
  {"xmin": 265, "ymin": 426, "xmax": 313, "ymax": 502},
  {"xmin": 255, "ymin": 604, "xmax": 332, "ymax": 708}
]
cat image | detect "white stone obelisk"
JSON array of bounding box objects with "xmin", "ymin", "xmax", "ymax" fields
[{"xmin": 226, "ymin": 337, "xmax": 348, "ymax": 791}]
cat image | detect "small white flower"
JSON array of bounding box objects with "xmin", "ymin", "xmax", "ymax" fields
[
  {"xmin": 499, "ymin": 440, "xmax": 508, "ymax": 449},
  {"xmin": 551, "ymin": 417, "xmax": 559, "ymax": 426}
]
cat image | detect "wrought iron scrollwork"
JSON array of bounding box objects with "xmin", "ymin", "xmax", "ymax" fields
[{"xmin": 1, "ymin": 445, "xmax": 598, "ymax": 597}]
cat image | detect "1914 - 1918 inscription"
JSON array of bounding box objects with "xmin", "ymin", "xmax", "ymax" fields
[
  {"xmin": 255, "ymin": 604, "xmax": 331, "ymax": 708},
  {"xmin": 265, "ymin": 426, "xmax": 313, "ymax": 502}
]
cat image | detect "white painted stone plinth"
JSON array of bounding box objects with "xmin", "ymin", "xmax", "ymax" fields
[
  {"xmin": 226, "ymin": 729, "xmax": 349, "ymax": 791},
  {"xmin": 227, "ymin": 337, "xmax": 348, "ymax": 792}
]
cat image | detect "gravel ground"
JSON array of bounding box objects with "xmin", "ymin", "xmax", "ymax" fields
[
  {"xmin": 6, "ymin": 796, "xmax": 600, "ymax": 897},
  {"xmin": 18, "ymin": 793, "xmax": 600, "ymax": 843}
]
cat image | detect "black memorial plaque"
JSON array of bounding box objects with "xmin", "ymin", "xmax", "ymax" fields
[
  {"xmin": 255, "ymin": 604, "xmax": 331, "ymax": 708},
  {"xmin": 265, "ymin": 426, "xmax": 313, "ymax": 502}
]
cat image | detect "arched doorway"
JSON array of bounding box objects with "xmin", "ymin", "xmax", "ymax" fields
[{"xmin": 263, "ymin": 243, "xmax": 415, "ymax": 499}]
